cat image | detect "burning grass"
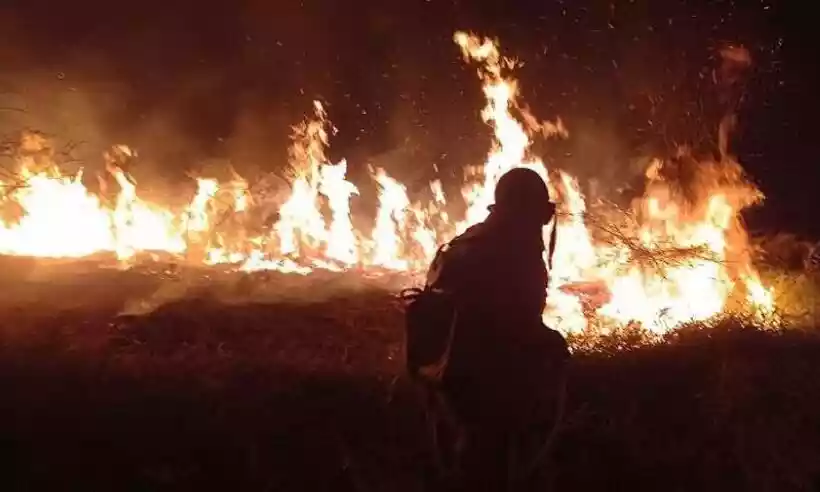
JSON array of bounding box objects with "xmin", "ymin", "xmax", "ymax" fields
[
  {"xmin": 0, "ymin": 262, "xmax": 819, "ymax": 491},
  {"xmin": 0, "ymin": 27, "xmax": 815, "ymax": 489},
  {"xmin": 0, "ymin": 31, "xmax": 779, "ymax": 337}
]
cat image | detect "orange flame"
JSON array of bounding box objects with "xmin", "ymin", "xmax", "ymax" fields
[{"xmin": 0, "ymin": 31, "xmax": 776, "ymax": 335}]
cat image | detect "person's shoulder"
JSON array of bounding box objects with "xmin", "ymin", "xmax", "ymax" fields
[
  {"xmin": 452, "ymin": 221, "xmax": 495, "ymax": 246},
  {"xmin": 427, "ymin": 224, "xmax": 489, "ymax": 277}
]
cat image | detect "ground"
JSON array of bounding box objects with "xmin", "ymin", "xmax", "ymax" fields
[{"xmin": 1, "ymin": 258, "xmax": 820, "ymax": 491}]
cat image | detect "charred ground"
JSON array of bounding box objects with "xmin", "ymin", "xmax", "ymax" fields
[{"xmin": 0, "ymin": 260, "xmax": 819, "ymax": 491}]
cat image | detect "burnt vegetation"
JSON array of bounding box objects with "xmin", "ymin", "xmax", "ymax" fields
[{"xmin": 0, "ymin": 254, "xmax": 819, "ymax": 492}]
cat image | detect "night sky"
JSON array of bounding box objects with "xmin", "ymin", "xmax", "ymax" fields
[{"xmin": 1, "ymin": 0, "xmax": 817, "ymax": 236}]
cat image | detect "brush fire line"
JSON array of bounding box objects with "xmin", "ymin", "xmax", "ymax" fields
[{"xmin": 0, "ymin": 31, "xmax": 774, "ymax": 335}]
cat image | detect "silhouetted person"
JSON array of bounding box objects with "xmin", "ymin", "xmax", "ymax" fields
[{"xmin": 424, "ymin": 167, "xmax": 570, "ymax": 491}]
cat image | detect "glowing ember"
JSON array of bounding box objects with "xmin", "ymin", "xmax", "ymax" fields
[{"xmin": 0, "ymin": 31, "xmax": 776, "ymax": 335}]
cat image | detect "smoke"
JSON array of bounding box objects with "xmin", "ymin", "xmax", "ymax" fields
[
  {"xmin": 0, "ymin": 0, "xmax": 766, "ymax": 215},
  {"xmin": 117, "ymin": 267, "xmax": 407, "ymax": 318}
]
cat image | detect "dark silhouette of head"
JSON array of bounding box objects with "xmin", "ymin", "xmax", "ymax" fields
[{"xmin": 489, "ymin": 167, "xmax": 555, "ymax": 226}]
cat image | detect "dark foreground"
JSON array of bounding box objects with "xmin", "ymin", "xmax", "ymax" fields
[{"xmin": 1, "ymin": 261, "xmax": 819, "ymax": 491}]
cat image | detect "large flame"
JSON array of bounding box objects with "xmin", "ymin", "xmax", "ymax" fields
[{"xmin": 0, "ymin": 31, "xmax": 775, "ymax": 335}]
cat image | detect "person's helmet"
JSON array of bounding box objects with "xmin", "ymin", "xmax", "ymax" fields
[{"xmin": 490, "ymin": 167, "xmax": 555, "ymax": 225}]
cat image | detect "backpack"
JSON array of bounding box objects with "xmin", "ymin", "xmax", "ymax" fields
[{"xmin": 400, "ymin": 242, "xmax": 460, "ymax": 383}]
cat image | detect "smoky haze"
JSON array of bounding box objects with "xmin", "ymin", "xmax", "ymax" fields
[{"xmin": 0, "ymin": 0, "xmax": 813, "ymax": 233}]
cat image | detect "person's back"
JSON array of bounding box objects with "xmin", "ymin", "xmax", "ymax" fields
[
  {"xmin": 438, "ymin": 214, "xmax": 559, "ymax": 419},
  {"xmin": 425, "ymin": 168, "xmax": 569, "ymax": 491}
]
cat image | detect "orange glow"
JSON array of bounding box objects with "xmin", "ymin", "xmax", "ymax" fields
[{"xmin": 0, "ymin": 32, "xmax": 775, "ymax": 335}]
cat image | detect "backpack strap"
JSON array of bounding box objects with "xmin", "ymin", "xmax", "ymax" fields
[{"xmin": 546, "ymin": 218, "xmax": 558, "ymax": 272}]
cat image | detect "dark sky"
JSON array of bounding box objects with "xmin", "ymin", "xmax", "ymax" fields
[{"xmin": 0, "ymin": 0, "xmax": 817, "ymax": 236}]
